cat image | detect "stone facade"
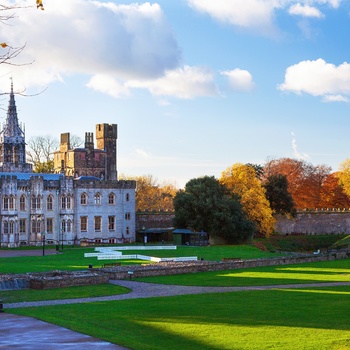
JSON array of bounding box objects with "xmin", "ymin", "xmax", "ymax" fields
[{"xmin": 0, "ymin": 83, "xmax": 136, "ymax": 248}]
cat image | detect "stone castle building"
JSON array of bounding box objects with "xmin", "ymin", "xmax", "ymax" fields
[{"xmin": 0, "ymin": 83, "xmax": 136, "ymax": 248}]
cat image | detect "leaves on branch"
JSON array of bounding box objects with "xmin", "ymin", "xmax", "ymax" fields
[{"xmin": 36, "ymin": 0, "xmax": 44, "ymax": 10}]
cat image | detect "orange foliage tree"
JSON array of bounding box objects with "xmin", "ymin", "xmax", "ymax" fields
[
  {"xmin": 263, "ymin": 158, "xmax": 331, "ymax": 209},
  {"xmin": 319, "ymin": 172, "xmax": 350, "ymax": 208}
]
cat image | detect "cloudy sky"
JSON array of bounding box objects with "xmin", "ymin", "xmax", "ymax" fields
[{"xmin": 1, "ymin": 0, "xmax": 350, "ymax": 187}]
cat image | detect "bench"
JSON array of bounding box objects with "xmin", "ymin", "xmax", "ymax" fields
[{"xmin": 102, "ymin": 262, "xmax": 121, "ymax": 268}]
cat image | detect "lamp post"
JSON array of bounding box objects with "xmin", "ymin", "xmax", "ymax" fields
[{"xmin": 42, "ymin": 232, "xmax": 46, "ymax": 256}]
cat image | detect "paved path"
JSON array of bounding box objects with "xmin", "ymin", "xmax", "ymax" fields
[
  {"xmin": 2, "ymin": 280, "xmax": 350, "ymax": 349},
  {"xmin": 5, "ymin": 280, "xmax": 350, "ymax": 309}
]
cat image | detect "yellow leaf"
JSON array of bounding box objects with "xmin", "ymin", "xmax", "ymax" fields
[
  {"xmin": 0, "ymin": 42, "xmax": 8, "ymax": 48},
  {"xmin": 36, "ymin": 0, "xmax": 44, "ymax": 10}
]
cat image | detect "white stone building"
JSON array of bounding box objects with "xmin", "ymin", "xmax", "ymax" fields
[{"xmin": 0, "ymin": 83, "xmax": 136, "ymax": 248}]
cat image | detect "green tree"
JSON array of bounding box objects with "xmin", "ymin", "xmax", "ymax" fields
[
  {"xmin": 173, "ymin": 176, "xmax": 255, "ymax": 243},
  {"xmin": 263, "ymin": 174, "xmax": 296, "ymax": 217},
  {"xmin": 220, "ymin": 163, "xmax": 275, "ymax": 236}
]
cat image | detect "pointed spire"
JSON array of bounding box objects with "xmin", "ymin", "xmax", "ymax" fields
[{"xmin": 3, "ymin": 78, "xmax": 24, "ymax": 138}]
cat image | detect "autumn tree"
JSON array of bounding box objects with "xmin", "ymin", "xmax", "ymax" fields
[
  {"xmin": 119, "ymin": 174, "xmax": 177, "ymax": 212},
  {"xmin": 319, "ymin": 172, "xmax": 350, "ymax": 208},
  {"xmin": 220, "ymin": 163, "xmax": 275, "ymax": 236},
  {"xmin": 263, "ymin": 158, "xmax": 331, "ymax": 209},
  {"xmin": 173, "ymin": 176, "xmax": 255, "ymax": 243},
  {"xmin": 338, "ymin": 159, "xmax": 350, "ymax": 199},
  {"xmin": 263, "ymin": 174, "xmax": 296, "ymax": 217}
]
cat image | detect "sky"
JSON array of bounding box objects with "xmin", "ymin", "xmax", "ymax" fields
[{"xmin": 1, "ymin": 0, "xmax": 350, "ymax": 188}]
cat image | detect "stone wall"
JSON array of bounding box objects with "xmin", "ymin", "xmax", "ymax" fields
[
  {"xmin": 2, "ymin": 250, "xmax": 348, "ymax": 290},
  {"xmin": 275, "ymin": 210, "xmax": 350, "ymax": 235}
]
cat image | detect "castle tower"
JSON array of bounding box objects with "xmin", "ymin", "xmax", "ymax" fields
[
  {"xmin": 96, "ymin": 123, "xmax": 118, "ymax": 180},
  {"xmin": 0, "ymin": 80, "xmax": 32, "ymax": 173}
]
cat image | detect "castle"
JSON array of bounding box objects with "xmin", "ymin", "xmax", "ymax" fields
[{"xmin": 0, "ymin": 82, "xmax": 136, "ymax": 248}]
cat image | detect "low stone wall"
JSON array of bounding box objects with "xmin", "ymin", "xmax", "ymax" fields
[{"xmin": 1, "ymin": 251, "xmax": 349, "ymax": 290}]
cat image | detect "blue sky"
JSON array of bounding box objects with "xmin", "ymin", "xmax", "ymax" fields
[{"xmin": 1, "ymin": 0, "xmax": 350, "ymax": 187}]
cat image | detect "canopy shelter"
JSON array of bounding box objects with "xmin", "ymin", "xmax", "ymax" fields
[{"xmin": 172, "ymin": 229, "xmax": 208, "ymax": 246}]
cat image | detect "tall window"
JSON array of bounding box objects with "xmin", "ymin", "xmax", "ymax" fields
[
  {"xmin": 80, "ymin": 216, "xmax": 87, "ymax": 232},
  {"xmin": 66, "ymin": 196, "xmax": 71, "ymax": 209},
  {"xmin": 3, "ymin": 221, "xmax": 8, "ymax": 234},
  {"xmin": 108, "ymin": 193, "xmax": 115, "ymax": 205},
  {"xmin": 31, "ymin": 219, "xmax": 41, "ymax": 234},
  {"xmin": 47, "ymin": 195, "xmax": 53, "ymax": 211},
  {"xmin": 31, "ymin": 195, "xmax": 41, "ymax": 210},
  {"xmin": 46, "ymin": 218, "xmax": 53, "ymax": 233},
  {"xmin": 125, "ymin": 212, "xmax": 131, "ymax": 220},
  {"xmin": 80, "ymin": 193, "xmax": 87, "ymax": 205},
  {"xmin": 61, "ymin": 220, "xmax": 66, "ymax": 233},
  {"xmin": 126, "ymin": 193, "xmax": 130, "ymax": 202},
  {"xmin": 19, "ymin": 219, "xmax": 26, "ymax": 233},
  {"xmin": 94, "ymin": 193, "xmax": 101, "ymax": 205},
  {"xmin": 67, "ymin": 219, "xmax": 72, "ymax": 232},
  {"xmin": 9, "ymin": 196, "xmax": 15, "ymax": 210},
  {"xmin": 108, "ymin": 216, "xmax": 115, "ymax": 231},
  {"xmin": 94, "ymin": 216, "xmax": 102, "ymax": 232},
  {"xmin": 20, "ymin": 195, "xmax": 26, "ymax": 211},
  {"xmin": 3, "ymin": 196, "xmax": 9, "ymax": 210},
  {"xmin": 61, "ymin": 196, "xmax": 67, "ymax": 209}
]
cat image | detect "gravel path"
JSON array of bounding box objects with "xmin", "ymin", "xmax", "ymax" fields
[{"xmin": 4, "ymin": 280, "xmax": 350, "ymax": 309}]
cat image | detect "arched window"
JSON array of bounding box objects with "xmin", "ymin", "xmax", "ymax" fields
[
  {"xmin": 66, "ymin": 196, "xmax": 71, "ymax": 209},
  {"xmin": 80, "ymin": 193, "xmax": 87, "ymax": 205},
  {"xmin": 20, "ymin": 195, "xmax": 26, "ymax": 211},
  {"xmin": 3, "ymin": 195, "xmax": 9, "ymax": 210},
  {"xmin": 61, "ymin": 220, "xmax": 66, "ymax": 233},
  {"xmin": 94, "ymin": 193, "xmax": 101, "ymax": 205},
  {"xmin": 67, "ymin": 219, "xmax": 72, "ymax": 232},
  {"xmin": 31, "ymin": 195, "xmax": 41, "ymax": 210},
  {"xmin": 108, "ymin": 193, "xmax": 115, "ymax": 205},
  {"xmin": 9, "ymin": 195, "xmax": 15, "ymax": 210},
  {"xmin": 47, "ymin": 195, "xmax": 53, "ymax": 211}
]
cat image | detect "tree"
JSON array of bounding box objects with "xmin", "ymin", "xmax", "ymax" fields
[
  {"xmin": 338, "ymin": 159, "xmax": 350, "ymax": 199},
  {"xmin": 220, "ymin": 163, "xmax": 275, "ymax": 236},
  {"xmin": 263, "ymin": 158, "xmax": 331, "ymax": 209},
  {"xmin": 263, "ymin": 174, "xmax": 296, "ymax": 217},
  {"xmin": 119, "ymin": 174, "xmax": 177, "ymax": 212},
  {"xmin": 319, "ymin": 172, "xmax": 350, "ymax": 208},
  {"xmin": 173, "ymin": 176, "xmax": 255, "ymax": 243}
]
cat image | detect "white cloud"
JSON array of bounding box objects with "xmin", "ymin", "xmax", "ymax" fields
[
  {"xmin": 291, "ymin": 132, "xmax": 309, "ymax": 160},
  {"xmin": 278, "ymin": 58, "xmax": 350, "ymax": 102},
  {"xmin": 128, "ymin": 66, "xmax": 218, "ymax": 99},
  {"xmin": 289, "ymin": 4, "xmax": 324, "ymax": 18},
  {"xmin": 187, "ymin": 0, "xmax": 340, "ymax": 34},
  {"xmin": 86, "ymin": 75, "xmax": 130, "ymax": 98},
  {"xmin": 0, "ymin": 0, "xmax": 181, "ymax": 93},
  {"xmin": 221, "ymin": 69, "xmax": 255, "ymax": 92}
]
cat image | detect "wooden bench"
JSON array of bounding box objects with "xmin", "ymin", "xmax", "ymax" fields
[{"xmin": 102, "ymin": 262, "xmax": 121, "ymax": 268}]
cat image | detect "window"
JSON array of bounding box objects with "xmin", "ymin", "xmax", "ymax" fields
[
  {"xmin": 3, "ymin": 221, "xmax": 8, "ymax": 234},
  {"xmin": 31, "ymin": 195, "xmax": 41, "ymax": 210},
  {"xmin": 80, "ymin": 216, "xmax": 87, "ymax": 232},
  {"xmin": 125, "ymin": 212, "xmax": 131, "ymax": 220},
  {"xmin": 108, "ymin": 216, "xmax": 115, "ymax": 231},
  {"xmin": 20, "ymin": 195, "xmax": 26, "ymax": 211},
  {"xmin": 66, "ymin": 196, "xmax": 71, "ymax": 209},
  {"xmin": 108, "ymin": 193, "xmax": 115, "ymax": 205},
  {"xmin": 19, "ymin": 219, "xmax": 26, "ymax": 233},
  {"xmin": 61, "ymin": 220, "xmax": 66, "ymax": 233},
  {"xmin": 9, "ymin": 196, "xmax": 15, "ymax": 210},
  {"xmin": 67, "ymin": 219, "xmax": 72, "ymax": 232},
  {"xmin": 94, "ymin": 193, "xmax": 101, "ymax": 205},
  {"xmin": 126, "ymin": 193, "xmax": 130, "ymax": 202},
  {"xmin": 46, "ymin": 218, "xmax": 53, "ymax": 233},
  {"xmin": 94, "ymin": 216, "xmax": 102, "ymax": 232},
  {"xmin": 80, "ymin": 193, "xmax": 87, "ymax": 205},
  {"xmin": 61, "ymin": 196, "xmax": 67, "ymax": 209},
  {"xmin": 3, "ymin": 196, "xmax": 9, "ymax": 210},
  {"xmin": 31, "ymin": 219, "xmax": 41, "ymax": 234},
  {"xmin": 9, "ymin": 221, "xmax": 14, "ymax": 234},
  {"xmin": 47, "ymin": 195, "xmax": 53, "ymax": 211},
  {"xmin": 126, "ymin": 226, "xmax": 130, "ymax": 235}
]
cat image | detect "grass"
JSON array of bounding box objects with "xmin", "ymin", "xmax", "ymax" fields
[
  {"xmin": 0, "ymin": 245, "xmax": 281, "ymax": 274},
  {"xmin": 136, "ymin": 258, "xmax": 350, "ymax": 286},
  {"xmin": 8, "ymin": 285, "xmax": 350, "ymax": 350},
  {"xmin": 0, "ymin": 284, "xmax": 130, "ymax": 303}
]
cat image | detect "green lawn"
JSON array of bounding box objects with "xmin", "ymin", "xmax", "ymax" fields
[
  {"xmin": 137, "ymin": 258, "xmax": 350, "ymax": 286},
  {"xmin": 0, "ymin": 245, "xmax": 281, "ymax": 274},
  {"xmin": 0, "ymin": 284, "xmax": 130, "ymax": 303},
  {"xmin": 8, "ymin": 285, "xmax": 350, "ymax": 350}
]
